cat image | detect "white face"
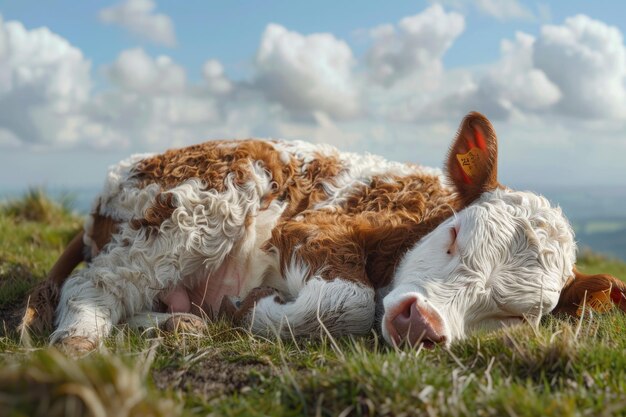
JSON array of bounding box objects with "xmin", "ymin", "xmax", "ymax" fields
[{"xmin": 381, "ymin": 189, "xmax": 576, "ymax": 347}]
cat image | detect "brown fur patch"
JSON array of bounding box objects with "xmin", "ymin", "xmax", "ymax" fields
[
  {"xmin": 90, "ymin": 213, "xmax": 119, "ymax": 255},
  {"xmin": 19, "ymin": 231, "xmax": 87, "ymax": 335},
  {"xmin": 268, "ymin": 174, "xmax": 460, "ymax": 288},
  {"xmin": 19, "ymin": 279, "xmax": 59, "ymax": 336},
  {"xmin": 46, "ymin": 231, "xmax": 85, "ymax": 286},
  {"xmin": 132, "ymin": 140, "xmax": 295, "ymax": 192},
  {"xmin": 552, "ymin": 268, "xmax": 626, "ymax": 316},
  {"xmin": 281, "ymin": 151, "xmax": 345, "ymax": 218},
  {"xmin": 129, "ymin": 140, "xmax": 344, "ymax": 228}
]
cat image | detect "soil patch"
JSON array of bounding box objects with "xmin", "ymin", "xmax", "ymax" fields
[
  {"xmin": 0, "ymin": 303, "xmax": 23, "ymax": 336},
  {"xmin": 152, "ymin": 353, "xmax": 273, "ymax": 400}
]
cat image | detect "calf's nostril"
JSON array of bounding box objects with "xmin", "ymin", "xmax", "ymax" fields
[
  {"xmin": 389, "ymin": 296, "xmax": 418, "ymax": 333},
  {"xmin": 420, "ymin": 335, "xmax": 447, "ymax": 349},
  {"xmin": 400, "ymin": 299, "xmax": 413, "ymax": 319},
  {"xmin": 387, "ymin": 296, "xmax": 446, "ymax": 348}
]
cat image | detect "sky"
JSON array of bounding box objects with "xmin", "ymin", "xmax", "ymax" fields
[{"xmin": 1, "ymin": 0, "xmax": 626, "ymax": 190}]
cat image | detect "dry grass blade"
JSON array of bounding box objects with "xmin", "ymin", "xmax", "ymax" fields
[{"xmin": 0, "ymin": 348, "xmax": 181, "ymax": 417}]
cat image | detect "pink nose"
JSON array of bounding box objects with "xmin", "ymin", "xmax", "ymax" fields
[{"xmin": 388, "ymin": 296, "xmax": 446, "ymax": 348}]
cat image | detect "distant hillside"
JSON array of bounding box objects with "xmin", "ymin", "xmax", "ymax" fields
[
  {"xmin": 530, "ymin": 185, "xmax": 626, "ymax": 262},
  {"xmin": 575, "ymin": 219, "xmax": 626, "ymax": 261}
]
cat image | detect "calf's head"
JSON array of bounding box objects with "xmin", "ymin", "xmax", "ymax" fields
[{"xmin": 382, "ymin": 112, "xmax": 578, "ymax": 347}]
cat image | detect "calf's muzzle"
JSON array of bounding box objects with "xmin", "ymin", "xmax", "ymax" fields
[{"xmin": 385, "ymin": 295, "xmax": 447, "ymax": 348}]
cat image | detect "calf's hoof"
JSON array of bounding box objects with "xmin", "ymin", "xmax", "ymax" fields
[
  {"xmin": 161, "ymin": 314, "xmax": 206, "ymax": 334},
  {"xmin": 56, "ymin": 336, "xmax": 98, "ymax": 356}
]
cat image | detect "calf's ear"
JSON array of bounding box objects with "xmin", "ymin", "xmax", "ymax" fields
[
  {"xmin": 446, "ymin": 112, "xmax": 500, "ymax": 206},
  {"xmin": 551, "ymin": 268, "xmax": 626, "ymax": 316}
]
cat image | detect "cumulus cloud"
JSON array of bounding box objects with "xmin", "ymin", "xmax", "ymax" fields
[
  {"xmin": 276, "ymin": 111, "xmax": 362, "ymax": 148},
  {"xmin": 83, "ymin": 92, "xmax": 223, "ymax": 148},
  {"xmin": 107, "ymin": 48, "xmax": 186, "ymax": 94},
  {"xmin": 491, "ymin": 33, "xmax": 562, "ymax": 112},
  {"xmin": 423, "ymin": 15, "xmax": 626, "ymax": 122},
  {"xmin": 99, "ymin": 0, "xmax": 176, "ymax": 47},
  {"xmin": 534, "ymin": 15, "xmax": 626, "ymax": 119},
  {"xmin": 366, "ymin": 4, "xmax": 464, "ymax": 86},
  {"xmin": 88, "ymin": 51, "xmax": 236, "ymax": 148},
  {"xmin": 254, "ymin": 23, "xmax": 360, "ymax": 120},
  {"xmin": 203, "ymin": 59, "xmax": 232, "ymax": 95},
  {"xmin": 0, "ymin": 17, "xmax": 92, "ymax": 146},
  {"xmin": 426, "ymin": 32, "xmax": 561, "ymax": 120},
  {"xmin": 0, "ymin": 15, "xmax": 237, "ymax": 149}
]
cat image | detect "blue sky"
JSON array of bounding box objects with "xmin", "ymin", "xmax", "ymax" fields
[{"xmin": 1, "ymin": 0, "xmax": 626, "ymax": 189}]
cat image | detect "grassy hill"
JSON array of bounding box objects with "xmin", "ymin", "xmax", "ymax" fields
[{"xmin": 1, "ymin": 191, "xmax": 625, "ymax": 417}]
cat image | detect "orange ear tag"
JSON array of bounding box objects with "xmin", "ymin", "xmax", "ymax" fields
[
  {"xmin": 456, "ymin": 147, "xmax": 484, "ymax": 182},
  {"xmin": 576, "ymin": 290, "xmax": 614, "ymax": 316}
]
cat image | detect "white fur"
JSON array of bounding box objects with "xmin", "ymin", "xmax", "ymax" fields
[
  {"xmin": 52, "ymin": 159, "xmax": 281, "ymax": 344},
  {"xmin": 315, "ymin": 152, "xmax": 442, "ymax": 211},
  {"xmin": 247, "ymin": 261, "xmax": 375, "ymax": 338},
  {"xmin": 126, "ymin": 256, "xmax": 377, "ymax": 339},
  {"xmin": 273, "ymin": 139, "xmax": 444, "ymax": 211},
  {"xmin": 381, "ymin": 188, "xmax": 576, "ymax": 345},
  {"xmin": 126, "ymin": 311, "xmax": 201, "ymax": 332}
]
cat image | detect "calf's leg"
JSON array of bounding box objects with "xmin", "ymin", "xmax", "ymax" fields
[
  {"xmin": 52, "ymin": 176, "xmax": 264, "ymax": 352},
  {"xmin": 236, "ymin": 276, "xmax": 375, "ymax": 339}
]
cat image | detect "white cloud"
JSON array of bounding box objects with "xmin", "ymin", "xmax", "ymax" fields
[
  {"xmin": 203, "ymin": 59, "xmax": 233, "ymax": 95},
  {"xmin": 276, "ymin": 111, "xmax": 362, "ymax": 148},
  {"xmin": 478, "ymin": 32, "xmax": 561, "ymax": 112},
  {"xmin": 422, "ymin": 15, "xmax": 626, "ymax": 122},
  {"xmin": 99, "ymin": 0, "xmax": 176, "ymax": 47},
  {"xmin": 254, "ymin": 23, "xmax": 360, "ymax": 120},
  {"xmin": 366, "ymin": 4, "xmax": 464, "ymax": 86},
  {"xmin": 0, "ymin": 16, "xmax": 231, "ymax": 150},
  {"xmin": 534, "ymin": 15, "xmax": 626, "ymax": 119},
  {"xmin": 107, "ymin": 48, "xmax": 186, "ymax": 94},
  {"xmin": 88, "ymin": 51, "xmax": 233, "ymax": 148},
  {"xmin": 426, "ymin": 32, "xmax": 561, "ymax": 120},
  {"xmin": 0, "ymin": 17, "xmax": 92, "ymax": 146}
]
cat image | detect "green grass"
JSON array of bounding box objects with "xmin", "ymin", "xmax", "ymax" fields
[
  {"xmin": 1, "ymin": 191, "xmax": 626, "ymax": 417},
  {"xmin": 0, "ymin": 190, "xmax": 82, "ymax": 326}
]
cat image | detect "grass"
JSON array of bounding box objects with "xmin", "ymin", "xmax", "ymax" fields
[
  {"xmin": 0, "ymin": 189, "xmax": 82, "ymax": 329},
  {"xmin": 1, "ymin": 191, "xmax": 626, "ymax": 417}
]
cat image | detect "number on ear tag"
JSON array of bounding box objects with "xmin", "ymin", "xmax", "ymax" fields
[{"xmin": 456, "ymin": 147, "xmax": 484, "ymax": 181}]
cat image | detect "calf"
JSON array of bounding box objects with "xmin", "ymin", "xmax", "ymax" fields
[{"xmin": 21, "ymin": 112, "xmax": 626, "ymax": 352}]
